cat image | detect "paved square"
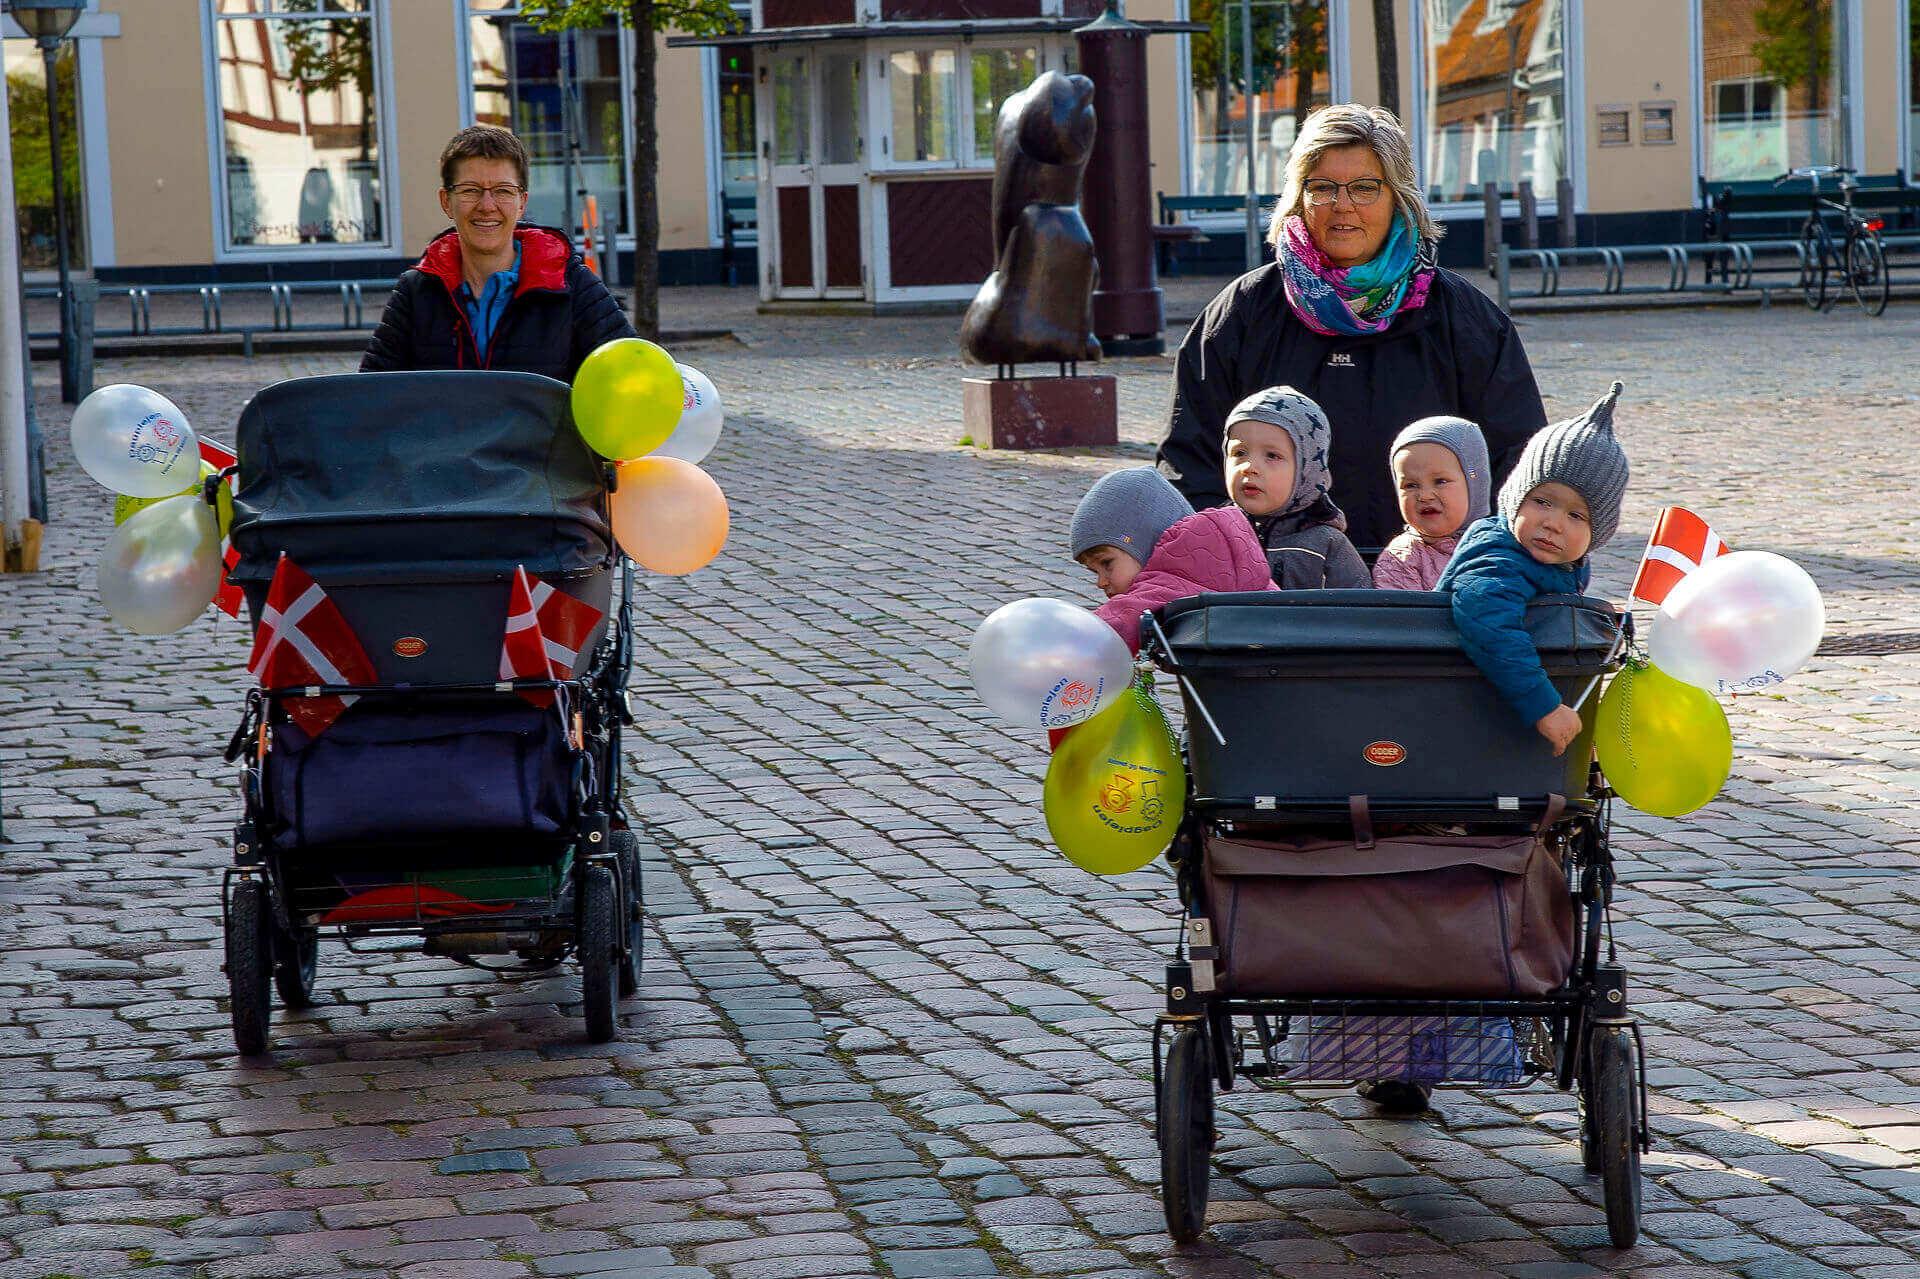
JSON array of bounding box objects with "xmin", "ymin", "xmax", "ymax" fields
[{"xmin": 3, "ymin": 288, "xmax": 1919, "ymax": 1279}]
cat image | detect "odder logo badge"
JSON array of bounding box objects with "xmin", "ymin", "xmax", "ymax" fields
[
  {"xmin": 1364, "ymin": 740, "xmax": 1407, "ymax": 767},
  {"xmin": 393, "ymin": 636, "xmax": 428, "ymax": 658}
]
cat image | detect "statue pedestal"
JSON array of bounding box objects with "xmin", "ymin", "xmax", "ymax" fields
[{"xmin": 963, "ymin": 375, "xmax": 1118, "ymax": 450}]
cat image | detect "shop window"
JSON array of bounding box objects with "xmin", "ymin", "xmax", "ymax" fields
[
  {"xmin": 970, "ymin": 47, "xmax": 1035, "ymax": 162},
  {"xmin": 1185, "ymin": 0, "xmax": 1331, "ymax": 199},
  {"xmin": 1418, "ymin": 0, "xmax": 1566, "ymax": 204},
  {"xmin": 715, "ymin": 43, "xmax": 755, "ymax": 203},
  {"xmin": 1700, "ymin": 0, "xmax": 1842, "ymax": 182},
  {"xmin": 5, "ymin": 38, "xmax": 85, "ymax": 270},
  {"xmin": 889, "ymin": 49, "xmax": 956, "ymax": 163},
  {"xmin": 211, "ymin": 0, "xmax": 387, "ymax": 249}
]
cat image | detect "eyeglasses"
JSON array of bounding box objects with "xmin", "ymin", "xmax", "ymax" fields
[
  {"xmin": 1302, "ymin": 177, "xmax": 1387, "ymax": 207},
  {"xmin": 447, "ymin": 183, "xmax": 525, "ymax": 206}
]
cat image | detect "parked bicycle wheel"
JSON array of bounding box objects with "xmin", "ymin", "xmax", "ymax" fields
[
  {"xmin": 1798, "ymin": 218, "xmax": 1833, "ymax": 311},
  {"xmin": 1847, "ymin": 228, "xmax": 1889, "ymax": 317}
]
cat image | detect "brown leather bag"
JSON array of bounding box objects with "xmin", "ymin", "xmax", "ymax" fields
[{"xmin": 1201, "ymin": 822, "xmax": 1575, "ymax": 999}]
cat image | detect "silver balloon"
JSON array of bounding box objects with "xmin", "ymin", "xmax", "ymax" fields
[
  {"xmin": 71, "ymin": 384, "xmax": 202, "ymax": 498},
  {"xmin": 1647, "ymin": 550, "xmax": 1825, "ymax": 694},
  {"xmin": 651, "ymin": 364, "xmax": 723, "ymax": 464},
  {"xmin": 969, "ymin": 598, "xmax": 1134, "ymax": 730},
  {"xmin": 98, "ymin": 494, "xmax": 223, "ymax": 634}
]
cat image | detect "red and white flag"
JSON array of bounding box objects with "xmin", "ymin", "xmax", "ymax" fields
[
  {"xmin": 200, "ymin": 438, "xmax": 246, "ymax": 619},
  {"xmin": 1630, "ymin": 506, "xmax": 1731, "ymax": 606},
  {"xmin": 499, "ymin": 566, "xmax": 604, "ymax": 707},
  {"xmin": 247, "ymin": 555, "xmax": 377, "ymax": 737}
]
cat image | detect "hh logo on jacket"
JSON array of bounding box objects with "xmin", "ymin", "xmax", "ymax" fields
[{"xmin": 1326, "ymin": 352, "xmax": 1356, "ymax": 367}]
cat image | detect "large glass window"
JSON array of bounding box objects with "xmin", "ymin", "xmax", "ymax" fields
[
  {"xmin": 1419, "ymin": 0, "xmax": 1566, "ymax": 204},
  {"xmin": 467, "ymin": 5, "xmax": 629, "ymax": 236},
  {"xmin": 1186, "ymin": 0, "xmax": 1331, "ymax": 199},
  {"xmin": 971, "ymin": 47, "xmax": 1035, "ymax": 162},
  {"xmin": 5, "ymin": 38, "xmax": 85, "ymax": 270},
  {"xmin": 715, "ymin": 43, "xmax": 755, "ymax": 203},
  {"xmin": 212, "ymin": 0, "xmax": 386, "ymax": 249},
  {"xmin": 889, "ymin": 49, "xmax": 956, "ymax": 163},
  {"xmin": 772, "ymin": 52, "xmax": 810, "ymax": 165},
  {"xmin": 1701, "ymin": 0, "xmax": 1843, "ymax": 182}
]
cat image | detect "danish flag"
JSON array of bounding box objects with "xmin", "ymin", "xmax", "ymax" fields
[
  {"xmin": 499, "ymin": 566, "xmax": 604, "ymax": 707},
  {"xmin": 200, "ymin": 437, "xmax": 245, "ymax": 619},
  {"xmin": 1630, "ymin": 506, "xmax": 1731, "ymax": 606},
  {"xmin": 247, "ymin": 555, "xmax": 377, "ymax": 737}
]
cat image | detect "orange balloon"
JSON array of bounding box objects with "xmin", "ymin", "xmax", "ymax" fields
[{"xmin": 611, "ymin": 457, "xmax": 729, "ymax": 575}]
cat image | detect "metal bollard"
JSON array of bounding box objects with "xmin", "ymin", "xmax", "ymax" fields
[
  {"xmin": 1518, "ymin": 180, "xmax": 1539, "ymax": 250},
  {"xmin": 65, "ymin": 279, "xmax": 98, "ymax": 403},
  {"xmin": 1482, "ymin": 180, "xmax": 1502, "ymax": 275},
  {"xmin": 1557, "ymin": 177, "xmax": 1576, "ymax": 249}
]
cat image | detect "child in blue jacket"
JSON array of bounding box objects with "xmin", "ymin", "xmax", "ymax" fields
[{"xmin": 1437, "ymin": 382, "xmax": 1629, "ymax": 757}]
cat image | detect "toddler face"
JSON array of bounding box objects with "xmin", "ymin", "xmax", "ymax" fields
[
  {"xmin": 1394, "ymin": 441, "xmax": 1470, "ymax": 541},
  {"xmin": 1510, "ymin": 482, "xmax": 1592, "ymax": 565},
  {"xmin": 1078, "ymin": 545, "xmax": 1142, "ymax": 598},
  {"xmin": 1225, "ymin": 420, "xmax": 1296, "ymax": 518}
]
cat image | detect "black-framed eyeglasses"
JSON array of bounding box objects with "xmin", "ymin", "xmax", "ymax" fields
[
  {"xmin": 446, "ymin": 183, "xmax": 526, "ymax": 206},
  {"xmin": 1302, "ymin": 177, "xmax": 1387, "ymax": 207}
]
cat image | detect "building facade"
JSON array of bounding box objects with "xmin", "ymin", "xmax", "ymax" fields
[{"xmin": 6, "ymin": 0, "xmax": 1919, "ymax": 285}]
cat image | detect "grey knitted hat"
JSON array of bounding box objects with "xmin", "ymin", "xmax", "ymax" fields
[
  {"xmin": 1223, "ymin": 385, "xmax": 1333, "ymax": 521},
  {"xmin": 1497, "ymin": 381, "xmax": 1631, "ymax": 551},
  {"xmin": 1391, "ymin": 416, "xmax": 1491, "ymax": 531},
  {"xmin": 1069, "ymin": 466, "xmax": 1195, "ymax": 566}
]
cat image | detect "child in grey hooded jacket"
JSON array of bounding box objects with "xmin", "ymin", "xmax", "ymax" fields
[{"xmin": 1222, "ymin": 386, "xmax": 1371, "ymax": 590}]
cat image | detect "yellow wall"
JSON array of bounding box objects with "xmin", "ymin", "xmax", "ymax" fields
[
  {"xmin": 656, "ymin": 31, "xmax": 715, "ymax": 252},
  {"xmin": 1857, "ymin": 0, "xmax": 1901, "ymax": 174},
  {"xmin": 1133, "ymin": 0, "xmax": 1185, "ymax": 211},
  {"xmin": 389, "ymin": 1, "xmax": 464, "ymax": 254},
  {"xmin": 1578, "ymin": 0, "xmax": 1695, "ymax": 213},
  {"xmin": 98, "ymin": 3, "xmax": 214, "ymax": 267}
]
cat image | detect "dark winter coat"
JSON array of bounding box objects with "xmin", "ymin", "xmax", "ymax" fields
[
  {"xmin": 1248, "ymin": 495, "xmax": 1371, "ymax": 590},
  {"xmin": 360, "ymin": 225, "xmax": 634, "ymax": 382},
  {"xmin": 1436, "ymin": 515, "xmax": 1590, "ymax": 726},
  {"xmin": 1158, "ymin": 265, "xmax": 1546, "ymax": 552}
]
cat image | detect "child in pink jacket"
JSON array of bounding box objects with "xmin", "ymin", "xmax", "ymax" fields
[
  {"xmin": 1371, "ymin": 416, "xmax": 1492, "ymax": 591},
  {"xmin": 1070, "ymin": 467, "xmax": 1276, "ymax": 654}
]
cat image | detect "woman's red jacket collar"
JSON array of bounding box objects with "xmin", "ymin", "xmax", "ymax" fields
[{"xmin": 416, "ymin": 226, "xmax": 572, "ymax": 299}]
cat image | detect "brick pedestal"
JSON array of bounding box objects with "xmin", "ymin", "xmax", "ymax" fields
[{"xmin": 962, "ymin": 375, "xmax": 1118, "ymax": 450}]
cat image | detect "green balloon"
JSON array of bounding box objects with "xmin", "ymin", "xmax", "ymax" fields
[
  {"xmin": 1594, "ymin": 662, "xmax": 1732, "ymax": 818},
  {"xmin": 1044, "ymin": 676, "xmax": 1185, "ymax": 875},
  {"xmin": 571, "ymin": 337, "xmax": 684, "ymax": 460}
]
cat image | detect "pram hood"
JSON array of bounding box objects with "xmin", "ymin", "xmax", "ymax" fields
[{"xmin": 227, "ymin": 371, "xmax": 613, "ymax": 587}]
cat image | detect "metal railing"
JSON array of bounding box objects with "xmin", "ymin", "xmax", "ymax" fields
[
  {"xmin": 1497, "ymin": 234, "xmax": 1920, "ymax": 309},
  {"xmin": 26, "ymin": 279, "xmax": 392, "ymax": 355}
]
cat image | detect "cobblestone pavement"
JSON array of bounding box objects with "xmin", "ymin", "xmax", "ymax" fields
[{"xmin": 3, "ymin": 288, "xmax": 1920, "ymax": 1279}]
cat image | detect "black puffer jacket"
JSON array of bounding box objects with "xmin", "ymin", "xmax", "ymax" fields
[
  {"xmin": 360, "ymin": 225, "xmax": 634, "ymax": 382},
  {"xmin": 1158, "ymin": 265, "xmax": 1546, "ymax": 552}
]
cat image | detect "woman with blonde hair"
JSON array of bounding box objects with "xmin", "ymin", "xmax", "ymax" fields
[{"xmin": 1157, "ymin": 104, "xmax": 1546, "ymax": 553}]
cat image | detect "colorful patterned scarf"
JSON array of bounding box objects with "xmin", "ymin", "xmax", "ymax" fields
[{"xmin": 1278, "ymin": 211, "xmax": 1436, "ymax": 338}]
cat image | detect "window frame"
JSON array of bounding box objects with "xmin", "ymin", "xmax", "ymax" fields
[
  {"xmin": 867, "ymin": 35, "xmax": 1059, "ymax": 174},
  {"xmin": 1904, "ymin": 0, "xmax": 1917, "ymax": 186},
  {"xmin": 200, "ymin": 0, "xmax": 401, "ymax": 259}
]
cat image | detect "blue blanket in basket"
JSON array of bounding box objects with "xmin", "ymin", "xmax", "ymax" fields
[{"xmin": 1281, "ymin": 1014, "xmax": 1526, "ymax": 1084}]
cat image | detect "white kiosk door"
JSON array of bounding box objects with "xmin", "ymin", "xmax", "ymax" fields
[{"xmin": 764, "ymin": 48, "xmax": 865, "ymax": 300}]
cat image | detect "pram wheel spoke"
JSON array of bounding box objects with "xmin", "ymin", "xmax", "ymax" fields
[
  {"xmin": 612, "ymin": 831, "xmax": 643, "ymax": 998},
  {"xmin": 274, "ymin": 928, "xmax": 320, "ymax": 1009},
  {"xmin": 579, "ymin": 863, "xmax": 620, "ymax": 1043},
  {"xmin": 225, "ymin": 878, "xmax": 273, "ymax": 1057},
  {"xmin": 1587, "ymin": 1025, "xmax": 1642, "ymax": 1247},
  {"xmin": 1158, "ymin": 1025, "xmax": 1214, "ymax": 1244}
]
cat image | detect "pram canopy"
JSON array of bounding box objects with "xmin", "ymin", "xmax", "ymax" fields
[{"xmin": 227, "ymin": 371, "xmax": 613, "ymax": 588}]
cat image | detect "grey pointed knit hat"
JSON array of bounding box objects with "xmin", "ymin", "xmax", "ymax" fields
[
  {"xmin": 1069, "ymin": 466, "xmax": 1195, "ymax": 566},
  {"xmin": 1391, "ymin": 415, "xmax": 1492, "ymax": 531},
  {"xmin": 1224, "ymin": 385, "xmax": 1333, "ymax": 521},
  {"xmin": 1497, "ymin": 381, "xmax": 1631, "ymax": 551}
]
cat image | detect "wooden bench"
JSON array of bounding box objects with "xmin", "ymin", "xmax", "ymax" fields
[{"xmin": 721, "ymin": 194, "xmax": 757, "ymax": 287}]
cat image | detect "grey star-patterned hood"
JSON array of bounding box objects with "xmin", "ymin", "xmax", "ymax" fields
[{"xmin": 1224, "ymin": 384, "xmax": 1348, "ymax": 535}]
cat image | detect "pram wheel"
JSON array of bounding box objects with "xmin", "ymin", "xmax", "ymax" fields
[
  {"xmin": 1585, "ymin": 1026, "xmax": 1642, "ymax": 1247},
  {"xmin": 273, "ymin": 929, "xmax": 319, "ymax": 1009},
  {"xmin": 578, "ymin": 863, "xmax": 620, "ymax": 1043},
  {"xmin": 225, "ymin": 878, "xmax": 272, "ymax": 1056},
  {"xmin": 1158, "ymin": 1024, "xmax": 1214, "ymax": 1244},
  {"xmin": 612, "ymin": 830, "xmax": 642, "ymax": 998}
]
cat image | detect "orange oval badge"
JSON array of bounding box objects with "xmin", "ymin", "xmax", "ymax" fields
[
  {"xmin": 392, "ymin": 636, "xmax": 428, "ymax": 659},
  {"xmin": 1364, "ymin": 740, "xmax": 1406, "ymax": 767}
]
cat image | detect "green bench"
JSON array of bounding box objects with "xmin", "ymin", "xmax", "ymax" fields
[
  {"xmin": 1701, "ymin": 170, "xmax": 1920, "ymax": 241},
  {"xmin": 722, "ymin": 194, "xmax": 756, "ymax": 287},
  {"xmin": 1154, "ymin": 192, "xmax": 1276, "ymax": 275}
]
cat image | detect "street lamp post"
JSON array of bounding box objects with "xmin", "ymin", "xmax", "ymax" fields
[{"xmin": 7, "ymin": 1, "xmax": 87, "ymax": 403}]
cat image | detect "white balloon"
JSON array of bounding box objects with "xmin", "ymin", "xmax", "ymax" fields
[
  {"xmin": 1647, "ymin": 550, "xmax": 1825, "ymax": 695},
  {"xmin": 71, "ymin": 384, "xmax": 202, "ymax": 498},
  {"xmin": 98, "ymin": 494, "xmax": 223, "ymax": 634},
  {"xmin": 969, "ymin": 598, "xmax": 1134, "ymax": 730},
  {"xmin": 651, "ymin": 364, "xmax": 723, "ymax": 464}
]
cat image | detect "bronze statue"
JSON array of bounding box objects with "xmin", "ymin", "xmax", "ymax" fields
[{"xmin": 959, "ymin": 71, "xmax": 1103, "ymax": 372}]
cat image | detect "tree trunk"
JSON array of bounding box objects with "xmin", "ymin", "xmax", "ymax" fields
[
  {"xmin": 1372, "ymin": 0, "xmax": 1399, "ymax": 117},
  {"xmin": 629, "ymin": 0, "xmax": 661, "ymax": 339}
]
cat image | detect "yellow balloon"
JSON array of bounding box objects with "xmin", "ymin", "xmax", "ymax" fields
[
  {"xmin": 1594, "ymin": 661, "xmax": 1732, "ymax": 818},
  {"xmin": 611, "ymin": 457, "xmax": 729, "ymax": 575},
  {"xmin": 572, "ymin": 338, "xmax": 685, "ymax": 460},
  {"xmin": 1043, "ymin": 677, "xmax": 1185, "ymax": 875},
  {"xmin": 114, "ymin": 461, "xmax": 216, "ymax": 527}
]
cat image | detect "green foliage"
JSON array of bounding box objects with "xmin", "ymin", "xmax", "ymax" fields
[
  {"xmin": 1188, "ymin": 0, "xmax": 1326, "ymax": 97},
  {"xmin": 522, "ymin": 0, "xmax": 740, "ymax": 40},
  {"xmin": 279, "ymin": 17, "xmax": 374, "ymax": 98},
  {"xmin": 1752, "ymin": 0, "xmax": 1831, "ymax": 92},
  {"xmin": 7, "ymin": 60, "xmax": 79, "ymax": 210}
]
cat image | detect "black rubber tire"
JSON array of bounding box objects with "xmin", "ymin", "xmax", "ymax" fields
[
  {"xmin": 273, "ymin": 928, "xmax": 319, "ymax": 1009},
  {"xmin": 612, "ymin": 830, "xmax": 643, "ymax": 998},
  {"xmin": 1159, "ymin": 1025, "xmax": 1214, "ymax": 1244},
  {"xmin": 1848, "ymin": 229, "xmax": 1889, "ymax": 317},
  {"xmin": 579, "ymin": 863, "xmax": 619, "ymax": 1043},
  {"xmin": 1590, "ymin": 1027, "xmax": 1642, "ymax": 1248},
  {"xmin": 1799, "ymin": 218, "xmax": 1832, "ymax": 311},
  {"xmin": 226, "ymin": 878, "xmax": 272, "ymax": 1057}
]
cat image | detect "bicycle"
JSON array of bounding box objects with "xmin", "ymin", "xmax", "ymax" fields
[{"xmin": 1774, "ymin": 165, "xmax": 1890, "ymax": 316}]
